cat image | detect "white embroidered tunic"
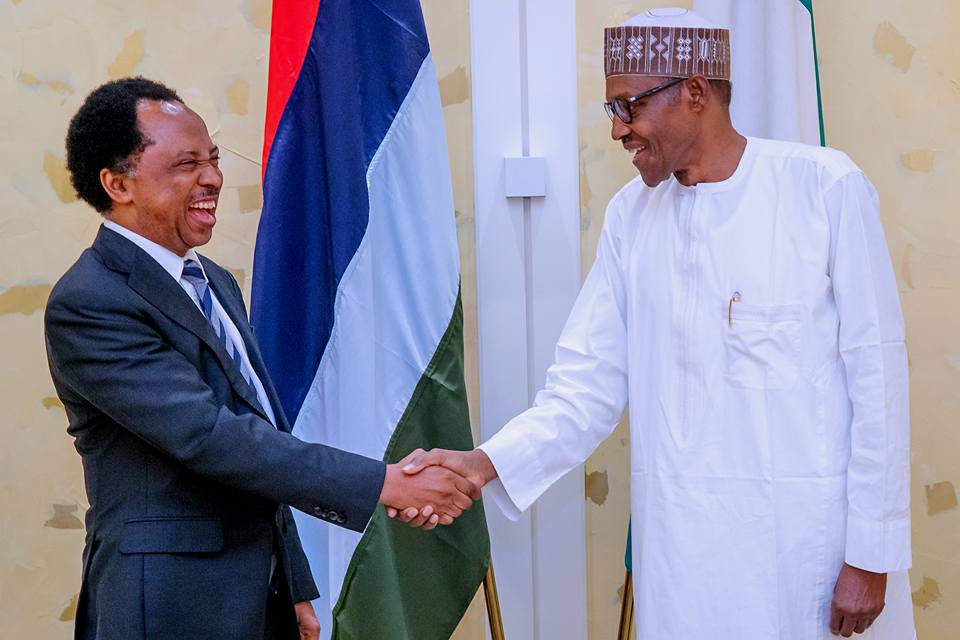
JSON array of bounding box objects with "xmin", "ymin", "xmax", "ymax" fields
[{"xmin": 480, "ymin": 138, "xmax": 914, "ymax": 639}]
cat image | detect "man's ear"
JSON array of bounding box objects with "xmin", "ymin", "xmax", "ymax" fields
[
  {"xmin": 684, "ymin": 75, "xmax": 709, "ymax": 112},
  {"xmin": 99, "ymin": 167, "xmax": 134, "ymax": 207}
]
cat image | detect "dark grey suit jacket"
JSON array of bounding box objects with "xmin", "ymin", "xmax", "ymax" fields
[{"xmin": 44, "ymin": 226, "xmax": 385, "ymax": 639}]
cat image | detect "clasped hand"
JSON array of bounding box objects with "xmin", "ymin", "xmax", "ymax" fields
[{"xmin": 379, "ymin": 448, "xmax": 496, "ymax": 530}]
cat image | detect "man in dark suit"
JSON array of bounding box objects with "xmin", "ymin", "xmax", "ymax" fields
[{"xmin": 44, "ymin": 77, "xmax": 478, "ymax": 640}]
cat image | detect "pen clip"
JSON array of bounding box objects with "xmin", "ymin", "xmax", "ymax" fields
[{"xmin": 728, "ymin": 291, "xmax": 742, "ymax": 328}]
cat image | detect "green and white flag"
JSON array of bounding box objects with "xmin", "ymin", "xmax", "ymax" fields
[
  {"xmin": 694, "ymin": 0, "xmax": 824, "ymax": 145},
  {"xmin": 252, "ymin": 1, "xmax": 490, "ymax": 638}
]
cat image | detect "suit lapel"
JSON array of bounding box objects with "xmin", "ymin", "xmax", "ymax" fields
[{"xmin": 95, "ymin": 228, "xmax": 270, "ymax": 422}]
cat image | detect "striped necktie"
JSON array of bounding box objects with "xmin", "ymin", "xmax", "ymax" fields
[{"xmin": 181, "ymin": 259, "xmax": 254, "ymax": 390}]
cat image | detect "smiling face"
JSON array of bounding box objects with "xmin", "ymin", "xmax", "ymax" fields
[
  {"xmin": 606, "ymin": 75, "xmax": 701, "ymax": 187},
  {"xmin": 106, "ymin": 99, "xmax": 223, "ymax": 255}
]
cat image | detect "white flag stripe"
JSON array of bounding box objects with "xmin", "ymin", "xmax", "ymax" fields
[{"xmin": 290, "ymin": 54, "xmax": 461, "ymax": 640}]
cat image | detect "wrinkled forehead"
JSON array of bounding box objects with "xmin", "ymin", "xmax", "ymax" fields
[
  {"xmin": 134, "ymin": 99, "xmax": 213, "ymax": 151},
  {"xmin": 136, "ymin": 98, "xmax": 194, "ymax": 120},
  {"xmin": 136, "ymin": 99, "xmax": 207, "ymax": 130}
]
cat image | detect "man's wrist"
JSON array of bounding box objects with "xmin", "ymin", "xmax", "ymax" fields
[
  {"xmin": 470, "ymin": 448, "xmax": 498, "ymax": 484},
  {"xmin": 843, "ymin": 562, "xmax": 886, "ymax": 577},
  {"xmin": 378, "ymin": 464, "xmax": 400, "ymax": 505}
]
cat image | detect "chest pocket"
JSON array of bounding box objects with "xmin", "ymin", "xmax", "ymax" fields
[{"xmin": 724, "ymin": 302, "xmax": 803, "ymax": 390}]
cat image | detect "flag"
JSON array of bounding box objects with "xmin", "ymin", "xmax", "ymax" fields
[
  {"xmin": 251, "ymin": 1, "xmax": 490, "ymax": 638},
  {"xmin": 694, "ymin": 0, "xmax": 824, "ymax": 145}
]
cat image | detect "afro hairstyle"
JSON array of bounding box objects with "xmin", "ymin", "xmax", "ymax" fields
[{"xmin": 65, "ymin": 77, "xmax": 182, "ymax": 213}]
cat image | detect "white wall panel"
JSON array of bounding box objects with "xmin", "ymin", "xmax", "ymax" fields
[{"xmin": 471, "ymin": 1, "xmax": 585, "ymax": 637}]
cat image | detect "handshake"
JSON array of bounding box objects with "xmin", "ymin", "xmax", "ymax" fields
[{"xmin": 377, "ymin": 448, "xmax": 498, "ymax": 530}]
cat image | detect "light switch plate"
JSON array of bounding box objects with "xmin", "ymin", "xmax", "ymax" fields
[{"xmin": 504, "ymin": 156, "xmax": 546, "ymax": 198}]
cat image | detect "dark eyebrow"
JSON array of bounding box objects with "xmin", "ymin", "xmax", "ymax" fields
[{"xmin": 175, "ymin": 147, "xmax": 220, "ymax": 158}]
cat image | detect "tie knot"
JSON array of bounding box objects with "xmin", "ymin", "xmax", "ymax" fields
[{"xmin": 182, "ymin": 259, "xmax": 206, "ymax": 284}]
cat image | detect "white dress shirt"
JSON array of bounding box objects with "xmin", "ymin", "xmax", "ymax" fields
[
  {"xmin": 103, "ymin": 220, "xmax": 277, "ymax": 426},
  {"xmin": 479, "ymin": 137, "xmax": 914, "ymax": 639}
]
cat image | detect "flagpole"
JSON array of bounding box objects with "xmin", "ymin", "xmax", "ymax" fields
[
  {"xmin": 617, "ymin": 569, "xmax": 634, "ymax": 640},
  {"xmin": 483, "ymin": 564, "xmax": 506, "ymax": 640}
]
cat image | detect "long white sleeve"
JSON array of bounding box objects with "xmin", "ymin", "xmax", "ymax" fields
[
  {"xmin": 479, "ymin": 200, "xmax": 630, "ymax": 519},
  {"xmin": 827, "ymin": 171, "xmax": 911, "ymax": 572}
]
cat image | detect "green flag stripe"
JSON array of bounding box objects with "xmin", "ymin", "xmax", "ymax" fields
[
  {"xmin": 331, "ymin": 291, "xmax": 491, "ymax": 640},
  {"xmin": 801, "ymin": 0, "xmax": 826, "ymax": 145}
]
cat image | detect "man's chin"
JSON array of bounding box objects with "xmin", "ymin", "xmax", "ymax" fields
[
  {"xmin": 637, "ymin": 169, "xmax": 667, "ymax": 188},
  {"xmin": 181, "ymin": 229, "xmax": 213, "ymax": 250},
  {"xmin": 192, "ymin": 233, "xmax": 213, "ymax": 248},
  {"xmin": 633, "ymin": 158, "xmax": 667, "ymax": 188}
]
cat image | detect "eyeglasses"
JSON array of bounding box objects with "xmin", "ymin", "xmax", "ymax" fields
[{"xmin": 603, "ymin": 77, "xmax": 685, "ymax": 124}]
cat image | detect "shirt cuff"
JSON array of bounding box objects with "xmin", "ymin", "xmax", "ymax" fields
[
  {"xmin": 844, "ymin": 513, "xmax": 912, "ymax": 573},
  {"xmin": 480, "ymin": 480, "xmax": 523, "ymax": 521},
  {"xmin": 478, "ymin": 426, "xmax": 551, "ymax": 517}
]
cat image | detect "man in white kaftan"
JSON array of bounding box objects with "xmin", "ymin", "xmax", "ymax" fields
[{"xmin": 398, "ymin": 9, "xmax": 914, "ymax": 639}]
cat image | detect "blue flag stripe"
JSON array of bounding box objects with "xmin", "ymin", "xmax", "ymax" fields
[{"xmin": 251, "ymin": 0, "xmax": 430, "ymax": 423}]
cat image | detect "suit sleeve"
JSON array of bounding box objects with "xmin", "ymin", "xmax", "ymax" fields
[
  {"xmin": 218, "ymin": 268, "xmax": 320, "ymax": 601},
  {"xmin": 44, "ymin": 285, "xmax": 385, "ymax": 533},
  {"xmin": 279, "ymin": 506, "xmax": 320, "ymax": 602},
  {"xmin": 827, "ymin": 171, "xmax": 911, "ymax": 573}
]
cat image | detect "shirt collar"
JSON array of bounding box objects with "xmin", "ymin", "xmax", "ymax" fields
[
  {"xmin": 673, "ymin": 136, "xmax": 755, "ymax": 195},
  {"xmin": 102, "ymin": 220, "xmax": 204, "ymax": 282}
]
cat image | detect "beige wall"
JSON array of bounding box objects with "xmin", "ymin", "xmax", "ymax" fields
[
  {"xmin": 0, "ymin": 1, "xmax": 485, "ymax": 637},
  {"xmin": 1, "ymin": 2, "xmax": 272, "ymax": 637},
  {"xmin": 1, "ymin": 1, "xmax": 957, "ymax": 639},
  {"xmin": 815, "ymin": 4, "xmax": 960, "ymax": 638}
]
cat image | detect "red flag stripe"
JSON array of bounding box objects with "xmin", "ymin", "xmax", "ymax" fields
[{"xmin": 262, "ymin": 0, "xmax": 322, "ymax": 178}]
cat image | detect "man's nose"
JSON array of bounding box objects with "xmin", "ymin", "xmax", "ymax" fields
[
  {"xmin": 199, "ymin": 162, "xmax": 223, "ymax": 189},
  {"xmin": 610, "ymin": 115, "xmax": 631, "ymax": 141}
]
